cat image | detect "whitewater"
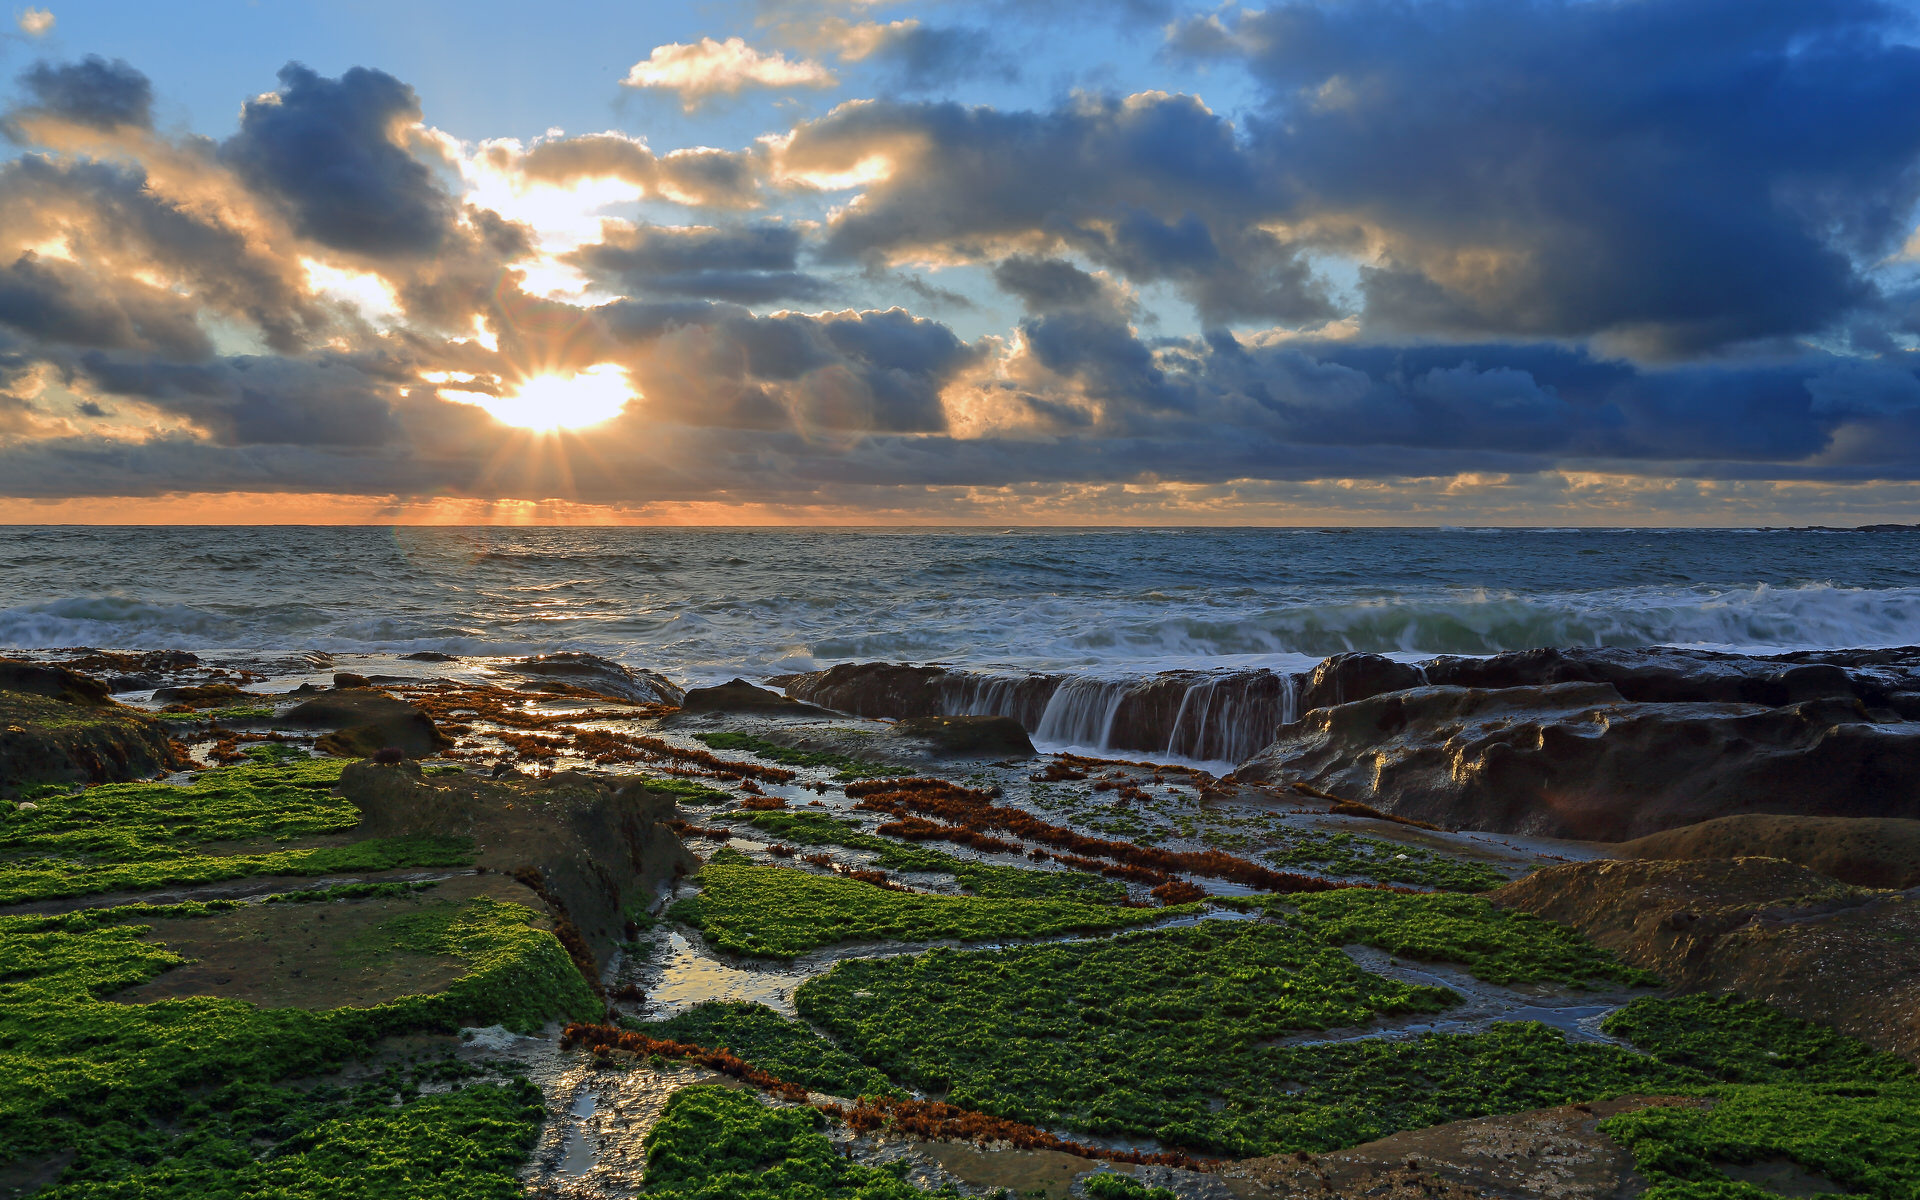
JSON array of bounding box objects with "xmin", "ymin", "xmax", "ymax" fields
[{"xmin": 4, "ymin": 526, "xmax": 1918, "ymax": 682}]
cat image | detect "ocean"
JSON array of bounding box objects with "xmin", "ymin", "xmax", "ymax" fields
[{"xmin": 4, "ymin": 526, "xmax": 1918, "ymax": 685}]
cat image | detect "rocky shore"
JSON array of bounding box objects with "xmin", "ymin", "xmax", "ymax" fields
[{"xmin": 0, "ymin": 642, "xmax": 1915, "ymax": 1199}]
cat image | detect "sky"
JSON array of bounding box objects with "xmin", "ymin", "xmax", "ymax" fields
[{"xmin": 4, "ymin": 0, "xmax": 1920, "ymax": 524}]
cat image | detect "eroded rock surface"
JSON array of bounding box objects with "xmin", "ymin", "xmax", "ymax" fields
[
  {"xmin": 337, "ymin": 761, "xmax": 697, "ymax": 968},
  {"xmin": 1236, "ymin": 682, "xmax": 1920, "ymax": 839},
  {"xmin": 678, "ymin": 678, "xmax": 827, "ymax": 715},
  {"xmin": 283, "ymin": 686, "xmax": 452, "ymax": 758},
  {"xmin": 1614, "ymin": 814, "xmax": 1920, "ymax": 890},
  {"xmin": 0, "ymin": 661, "xmax": 187, "ymax": 791},
  {"xmin": 1493, "ymin": 857, "xmax": 1920, "ymax": 1062}
]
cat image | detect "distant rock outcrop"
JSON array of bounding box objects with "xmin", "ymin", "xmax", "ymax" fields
[
  {"xmin": 497, "ymin": 651, "xmax": 683, "ymax": 705},
  {"xmin": 1237, "ymin": 682, "xmax": 1920, "ymax": 839}
]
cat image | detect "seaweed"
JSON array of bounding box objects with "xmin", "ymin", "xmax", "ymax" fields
[
  {"xmin": 640, "ymin": 1002, "xmax": 901, "ymax": 1098},
  {"xmin": 1264, "ymin": 832, "xmax": 1508, "ymax": 892},
  {"xmin": 733, "ymin": 810, "xmax": 1129, "ymax": 903},
  {"xmin": 693, "ymin": 733, "xmax": 894, "ymax": 780},
  {"xmin": 0, "ymin": 893, "xmax": 598, "ymax": 1186},
  {"xmin": 641, "ymin": 1084, "xmax": 940, "ymax": 1199},
  {"xmin": 1274, "ymin": 889, "xmax": 1660, "ymax": 987},
  {"xmin": 666, "ymin": 861, "xmax": 1177, "ymax": 957}
]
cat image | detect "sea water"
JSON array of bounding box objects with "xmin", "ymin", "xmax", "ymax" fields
[{"xmin": 2, "ymin": 526, "xmax": 1918, "ymax": 682}]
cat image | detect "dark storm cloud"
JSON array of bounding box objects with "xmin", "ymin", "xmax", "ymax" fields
[
  {"xmin": 68, "ymin": 351, "xmax": 403, "ymax": 447},
  {"xmin": 0, "ymin": 155, "xmax": 321, "ymax": 353},
  {"xmin": 12, "ymin": 56, "xmax": 153, "ymax": 131},
  {"xmin": 567, "ymin": 223, "xmax": 831, "ymax": 304},
  {"xmin": 1173, "ymin": 0, "xmax": 1920, "ymax": 355},
  {"xmin": 0, "ymin": 252, "xmax": 210, "ymax": 358},
  {"xmin": 784, "ymin": 92, "xmax": 1332, "ymax": 327},
  {"xmin": 223, "ymin": 64, "xmax": 455, "ymax": 258}
]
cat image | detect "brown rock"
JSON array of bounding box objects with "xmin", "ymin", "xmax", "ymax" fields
[
  {"xmin": 679, "ymin": 678, "xmax": 828, "ymax": 715},
  {"xmin": 284, "ymin": 687, "xmax": 451, "ymax": 759},
  {"xmin": 892, "ymin": 714, "xmax": 1037, "ymax": 758},
  {"xmin": 1613, "ymin": 814, "xmax": 1920, "ymax": 890},
  {"xmin": 1239, "ymin": 682, "xmax": 1920, "ymax": 839},
  {"xmin": 1492, "ymin": 857, "xmax": 1920, "ymax": 1062},
  {"xmin": 336, "ymin": 761, "xmax": 696, "ymax": 969}
]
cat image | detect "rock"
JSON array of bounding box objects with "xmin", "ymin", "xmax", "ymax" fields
[
  {"xmin": 1612, "ymin": 814, "xmax": 1920, "ymax": 890},
  {"xmin": 331, "ymin": 672, "xmax": 372, "ymax": 689},
  {"xmin": 400, "ymin": 651, "xmax": 458, "ymax": 662},
  {"xmin": 891, "ymin": 714, "xmax": 1037, "ymax": 758},
  {"xmin": 497, "ymin": 652, "xmax": 683, "ymax": 705},
  {"xmin": 1237, "ymin": 682, "xmax": 1920, "ymax": 839},
  {"xmin": 282, "ymin": 687, "xmax": 451, "ymax": 759},
  {"xmin": 781, "ymin": 662, "xmax": 952, "ymax": 718},
  {"xmin": 678, "ymin": 678, "xmax": 829, "ymax": 715},
  {"xmin": 1422, "ymin": 645, "xmax": 1918, "ymax": 708},
  {"xmin": 150, "ymin": 682, "xmax": 255, "ymax": 707},
  {"xmin": 1297, "ymin": 653, "xmax": 1427, "ymax": 713},
  {"xmin": 1492, "ymin": 858, "xmax": 1920, "ymax": 1062},
  {"xmin": 337, "ymin": 761, "xmax": 696, "ymax": 968},
  {"xmin": 0, "ymin": 686, "xmax": 188, "ymax": 790},
  {"xmin": 108, "ymin": 675, "xmax": 161, "ymax": 693},
  {"xmin": 53, "ymin": 649, "xmax": 200, "ymax": 678},
  {"xmin": 0, "ymin": 659, "xmax": 113, "ymax": 707}
]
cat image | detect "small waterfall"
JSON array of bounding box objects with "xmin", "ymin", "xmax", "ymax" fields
[
  {"xmin": 929, "ymin": 667, "xmax": 1309, "ymax": 764},
  {"xmin": 1033, "ymin": 677, "xmax": 1135, "ymax": 748}
]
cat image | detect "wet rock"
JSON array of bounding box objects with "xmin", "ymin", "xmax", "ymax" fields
[
  {"xmin": 1297, "ymin": 653, "xmax": 1426, "ymax": 713},
  {"xmin": 53, "ymin": 649, "xmax": 200, "ymax": 679},
  {"xmin": 1613, "ymin": 814, "xmax": 1920, "ymax": 890},
  {"xmin": 1238, "ymin": 682, "xmax": 1920, "ymax": 839},
  {"xmin": 401, "ymin": 650, "xmax": 458, "ymax": 662},
  {"xmin": 678, "ymin": 679, "xmax": 828, "ymax": 715},
  {"xmin": 0, "ymin": 659, "xmax": 112, "ymax": 707},
  {"xmin": 1493, "ymin": 858, "xmax": 1920, "ymax": 1062},
  {"xmin": 332, "ymin": 672, "xmax": 372, "ymax": 689},
  {"xmin": 781, "ymin": 662, "xmax": 952, "ymax": 718},
  {"xmin": 337, "ymin": 761, "xmax": 696, "ymax": 968},
  {"xmin": 499, "ymin": 652, "xmax": 683, "ymax": 705},
  {"xmin": 150, "ymin": 683, "xmax": 269, "ymax": 712},
  {"xmin": 108, "ymin": 675, "xmax": 161, "ymax": 693},
  {"xmin": 1422, "ymin": 645, "xmax": 1918, "ymax": 708},
  {"xmin": 891, "ymin": 715, "xmax": 1036, "ymax": 758},
  {"xmin": 283, "ymin": 687, "xmax": 451, "ymax": 759},
  {"xmin": 0, "ymin": 682, "xmax": 188, "ymax": 790}
]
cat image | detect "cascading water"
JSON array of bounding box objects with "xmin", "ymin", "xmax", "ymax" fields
[{"xmin": 927, "ymin": 668, "xmax": 1307, "ymax": 765}]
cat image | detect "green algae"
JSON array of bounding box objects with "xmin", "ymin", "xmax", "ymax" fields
[
  {"xmin": 1264, "ymin": 832, "xmax": 1508, "ymax": 892},
  {"xmin": 1248, "ymin": 889, "xmax": 1660, "ymax": 987},
  {"xmin": 639, "ymin": 775, "xmax": 736, "ymax": 805},
  {"xmin": 0, "ymin": 760, "xmax": 472, "ymax": 904},
  {"xmin": 0, "ymin": 893, "xmax": 598, "ymax": 1189},
  {"xmin": 1081, "ymin": 1174, "xmax": 1175, "ymax": 1200},
  {"xmin": 152, "ymin": 706, "xmax": 275, "ymax": 723},
  {"xmin": 692, "ymin": 733, "xmax": 894, "ymax": 779},
  {"xmin": 667, "ymin": 861, "xmax": 1178, "ymax": 958},
  {"xmin": 643, "ymin": 1084, "xmax": 946, "ymax": 1199},
  {"xmin": 735, "ymin": 809, "xmax": 1127, "ymax": 902},
  {"xmin": 1603, "ymin": 993, "xmax": 1916, "ymax": 1086},
  {"xmin": 1602, "ymin": 1081, "xmax": 1920, "ymax": 1200},
  {"xmin": 641, "ymin": 1001, "xmax": 901, "ymax": 1098}
]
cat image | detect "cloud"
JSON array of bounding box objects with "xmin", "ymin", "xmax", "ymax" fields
[
  {"xmin": 567, "ymin": 222, "xmax": 831, "ymax": 304},
  {"xmin": 1170, "ymin": 0, "xmax": 1920, "ymax": 356},
  {"xmin": 15, "ymin": 7, "xmax": 51, "ymax": 36},
  {"xmin": 834, "ymin": 20, "xmax": 1012, "ymax": 91},
  {"xmin": 12, "ymin": 57, "xmax": 153, "ymax": 131},
  {"xmin": 621, "ymin": 38, "xmax": 837, "ymax": 110},
  {"xmin": 222, "ymin": 64, "xmax": 456, "ymax": 258},
  {"xmin": 507, "ymin": 132, "xmax": 764, "ymax": 208}
]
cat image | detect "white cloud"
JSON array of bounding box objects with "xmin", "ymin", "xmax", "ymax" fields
[
  {"xmin": 16, "ymin": 6, "xmax": 53, "ymax": 35},
  {"xmin": 621, "ymin": 37, "xmax": 837, "ymax": 110}
]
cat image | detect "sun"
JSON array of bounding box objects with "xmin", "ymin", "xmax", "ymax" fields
[{"xmin": 454, "ymin": 364, "xmax": 634, "ymax": 432}]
